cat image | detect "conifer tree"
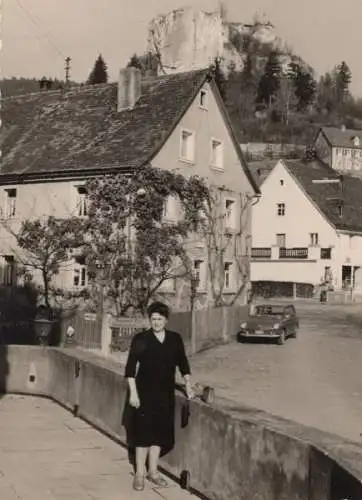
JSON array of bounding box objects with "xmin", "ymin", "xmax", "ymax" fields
[
  {"xmin": 335, "ymin": 61, "xmax": 352, "ymax": 103},
  {"xmin": 257, "ymin": 51, "xmax": 281, "ymax": 106},
  {"xmin": 127, "ymin": 54, "xmax": 144, "ymax": 71},
  {"xmin": 87, "ymin": 54, "xmax": 108, "ymax": 85}
]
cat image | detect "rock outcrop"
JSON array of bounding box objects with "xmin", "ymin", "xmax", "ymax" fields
[{"xmin": 147, "ymin": 6, "xmax": 288, "ymax": 75}]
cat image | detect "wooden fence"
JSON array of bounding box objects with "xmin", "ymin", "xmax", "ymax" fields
[
  {"xmin": 60, "ymin": 305, "xmax": 250, "ymax": 354},
  {"xmin": 109, "ymin": 316, "xmax": 149, "ymax": 352},
  {"xmin": 60, "ymin": 308, "xmax": 102, "ymax": 349}
]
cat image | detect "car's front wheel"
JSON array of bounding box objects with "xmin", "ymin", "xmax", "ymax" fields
[
  {"xmin": 277, "ymin": 329, "xmax": 286, "ymax": 345},
  {"xmin": 237, "ymin": 333, "xmax": 246, "ymax": 343},
  {"xmin": 290, "ymin": 328, "xmax": 297, "ymax": 339}
]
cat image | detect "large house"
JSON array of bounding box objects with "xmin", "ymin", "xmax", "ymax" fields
[
  {"xmin": 313, "ymin": 126, "xmax": 362, "ymax": 174},
  {"xmin": 0, "ymin": 67, "xmax": 259, "ymax": 310},
  {"xmin": 250, "ymin": 157, "xmax": 362, "ymax": 298}
]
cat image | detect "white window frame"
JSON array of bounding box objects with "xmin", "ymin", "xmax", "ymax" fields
[
  {"xmin": 73, "ymin": 257, "xmax": 87, "ymax": 289},
  {"xmin": 163, "ymin": 195, "xmax": 180, "ymax": 222},
  {"xmin": 3, "ymin": 255, "xmax": 15, "ymax": 286},
  {"xmin": 75, "ymin": 185, "xmax": 88, "ymax": 217},
  {"xmin": 224, "ymin": 261, "xmax": 233, "ymax": 291},
  {"xmin": 179, "ymin": 128, "xmax": 195, "ymax": 163},
  {"xmin": 224, "ymin": 198, "xmax": 237, "ymax": 231},
  {"xmin": 277, "ymin": 203, "xmax": 285, "ymax": 216},
  {"xmin": 210, "ymin": 138, "xmax": 224, "ymax": 170},
  {"xmin": 4, "ymin": 188, "xmax": 17, "ymax": 218},
  {"xmin": 310, "ymin": 232, "xmax": 319, "ymax": 246},
  {"xmin": 276, "ymin": 233, "xmax": 286, "ymax": 247},
  {"xmin": 193, "ymin": 259, "xmax": 206, "ymax": 292},
  {"xmin": 199, "ymin": 89, "xmax": 208, "ymax": 109}
]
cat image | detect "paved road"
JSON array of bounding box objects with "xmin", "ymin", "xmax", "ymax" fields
[
  {"xmin": 190, "ymin": 303, "xmax": 362, "ymax": 443},
  {"xmin": 0, "ymin": 395, "xmax": 197, "ymax": 500}
]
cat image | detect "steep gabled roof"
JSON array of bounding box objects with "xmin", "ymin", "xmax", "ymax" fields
[
  {"xmin": 0, "ymin": 68, "xmax": 259, "ymax": 194},
  {"xmin": 0, "ymin": 70, "xmax": 209, "ymax": 179},
  {"xmin": 247, "ymin": 160, "xmax": 277, "ymax": 187},
  {"xmin": 283, "ymin": 159, "xmax": 362, "ymax": 233},
  {"xmin": 320, "ymin": 127, "xmax": 362, "ymax": 149}
]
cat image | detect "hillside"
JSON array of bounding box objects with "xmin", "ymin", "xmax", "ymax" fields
[
  {"xmin": 1, "ymin": 77, "xmax": 78, "ymax": 98},
  {"xmin": 137, "ymin": 7, "xmax": 362, "ymax": 147}
]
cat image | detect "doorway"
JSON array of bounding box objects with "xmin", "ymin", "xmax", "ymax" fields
[{"xmin": 342, "ymin": 265, "xmax": 352, "ymax": 289}]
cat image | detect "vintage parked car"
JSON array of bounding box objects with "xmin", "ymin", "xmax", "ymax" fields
[{"xmin": 237, "ymin": 304, "xmax": 299, "ymax": 345}]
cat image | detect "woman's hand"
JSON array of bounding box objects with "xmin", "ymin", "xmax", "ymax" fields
[
  {"xmin": 129, "ymin": 391, "xmax": 141, "ymax": 409},
  {"xmin": 185, "ymin": 381, "xmax": 195, "ymax": 400}
]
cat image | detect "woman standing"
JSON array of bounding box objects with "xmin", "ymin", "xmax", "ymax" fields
[{"xmin": 124, "ymin": 301, "xmax": 194, "ymax": 491}]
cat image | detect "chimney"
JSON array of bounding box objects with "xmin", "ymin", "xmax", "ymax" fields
[
  {"xmin": 39, "ymin": 77, "xmax": 48, "ymax": 91},
  {"xmin": 118, "ymin": 67, "xmax": 142, "ymax": 112}
]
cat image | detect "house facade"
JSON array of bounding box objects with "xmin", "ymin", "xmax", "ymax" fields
[
  {"xmin": 0, "ymin": 67, "xmax": 259, "ymax": 310},
  {"xmin": 250, "ymin": 158, "xmax": 362, "ymax": 297},
  {"xmin": 313, "ymin": 126, "xmax": 362, "ymax": 173}
]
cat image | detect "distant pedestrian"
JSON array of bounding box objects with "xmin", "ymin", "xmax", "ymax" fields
[{"xmin": 124, "ymin": 301, "xmax": 194, "ymax": 491}]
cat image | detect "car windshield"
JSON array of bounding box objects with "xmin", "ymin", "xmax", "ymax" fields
[{"xmin": 252, "ymin": 305, "xmax": 284, "ymax": 316}]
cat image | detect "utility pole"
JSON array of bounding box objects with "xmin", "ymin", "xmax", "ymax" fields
[{"xmin": 65, "ymin": 57, "xmax": 71, "ymax": 84}]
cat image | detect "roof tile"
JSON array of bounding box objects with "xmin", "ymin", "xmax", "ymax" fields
[
  {"xmin": 0, "ymin": 69, "xmax": 209, "ymax": 177},
  {"xmin": 284, "ymin": 159, "xmax": 362, "ymax": 232},
  {"xmin": 322, "ymin": 127, "xmax": 362, "ymax": 148}
]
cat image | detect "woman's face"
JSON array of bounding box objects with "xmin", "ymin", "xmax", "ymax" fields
[{"xmin": 150, "ymin": 312, "xmax": 167, "ymax": 332}]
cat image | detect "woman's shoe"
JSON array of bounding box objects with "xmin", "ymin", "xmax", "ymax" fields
[
  {"xmin": 133, "ymin": 475, "xmax": 145, "ymax": 491},
  {"xmin": 147, "ymin": 473, "xmax": 168, "ymax": 487}
]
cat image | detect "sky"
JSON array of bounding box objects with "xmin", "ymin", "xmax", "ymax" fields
[{"xmin": 3, "ymin": 0, "xmax": 362, "ymax": 95}]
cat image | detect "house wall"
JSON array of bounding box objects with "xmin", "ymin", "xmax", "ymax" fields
[
  {"xmin": 314, "ymin": 131, "xmax": 331, "ymax": 166},
  {"xmin": 250, "ymin": 160, "xmax": 351, "ymax": 288},
  {"xmin": 334, "ymin": 233, "xmax": 362, "ymax": 288},
  {"xmin": 331, "ymin": 147, "xmax": 362, "ymax": 172},
  {"xmin": 152, "ymin": 80, "xmax": 256, "ymax": 308},
  {"xmin": 0, "ymin": 82, "xmax": 256, "ymax": 309},
  {"xmin": 0, "ymin": 180, "xmax": 86, "ymax": 292}
]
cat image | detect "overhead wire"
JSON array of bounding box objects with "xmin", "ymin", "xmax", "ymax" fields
[{"xmin": 14, "ymin": 0, "xmax": 65, "ymax": 60}]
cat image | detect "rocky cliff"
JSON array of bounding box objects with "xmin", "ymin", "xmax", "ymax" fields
[{"xmin": 147, "ymin": 6, "xmax": 297, "ymax": 76}]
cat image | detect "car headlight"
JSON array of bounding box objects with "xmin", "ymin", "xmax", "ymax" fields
[
  {"xmin": 273, "ymin": 323, "xmax": 280, "ymax": 329},
  {"xmin": 240, "ymin": 322, "xmax": 247, "ymax": 329}
]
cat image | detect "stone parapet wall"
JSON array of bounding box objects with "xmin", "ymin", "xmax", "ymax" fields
[{"xmin": 2, "ymin": 345, "xmax": 362, "ymax": 500}]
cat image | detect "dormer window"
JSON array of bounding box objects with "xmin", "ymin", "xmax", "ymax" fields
[{"xmin": 353, "ymin": 136, "xmax": 360, "ymax": 147}]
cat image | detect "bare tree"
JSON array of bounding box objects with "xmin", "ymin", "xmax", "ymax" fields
[
  {"xmin": 274, "ymin": 75, "xmax": 298, "ymax": 124},
  {"xmin": 198, "ymin": 186, "xmax": 252, "ymax": 307}
]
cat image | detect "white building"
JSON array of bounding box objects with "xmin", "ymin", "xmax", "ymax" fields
[
  {"xmin": 314, "ymin": 126, "xmax": 362, "ymax": 174},
  {"xmin": 250, "ymin": 158, "xmax": 362, "ymax": 298}
]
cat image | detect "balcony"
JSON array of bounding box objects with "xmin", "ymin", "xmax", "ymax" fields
[
  {"xmin": 251, "ymin": 247, "xmax": 272, "ymax": 259},
  {"xmin": 279, "ymin": 247, "xmax": 308, "ymax": 259},
  {"xmin": 251, "ymin": 246, "xmax": 331, "ymax": 261}
]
